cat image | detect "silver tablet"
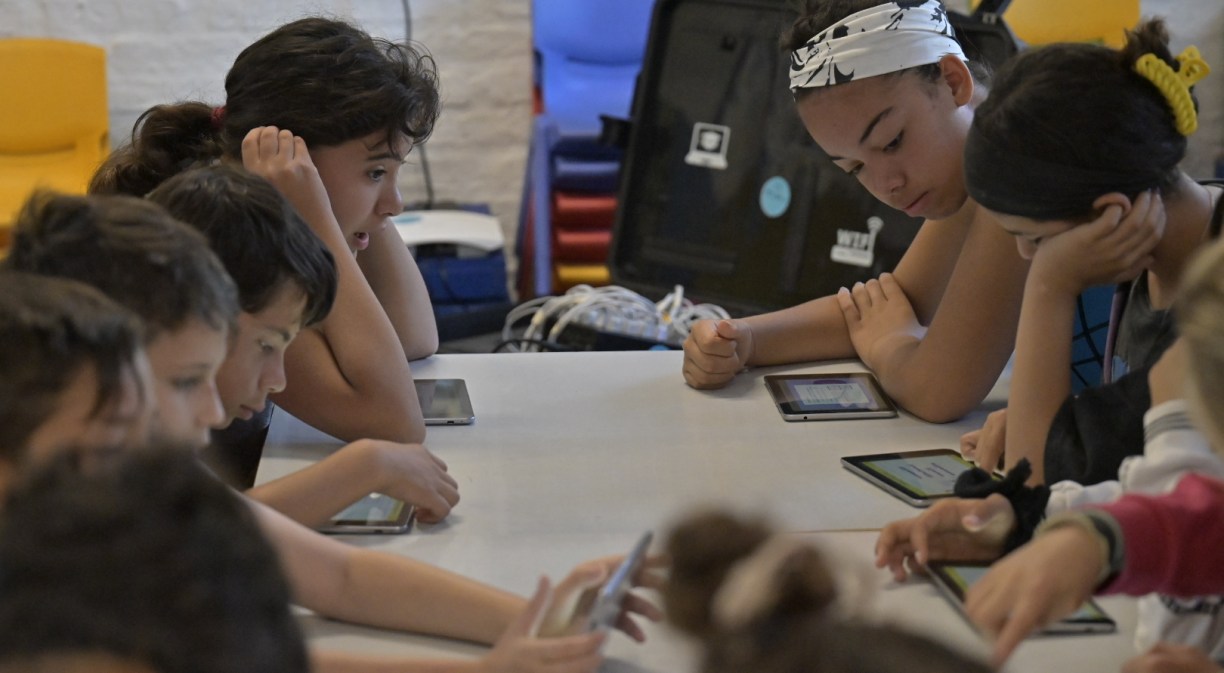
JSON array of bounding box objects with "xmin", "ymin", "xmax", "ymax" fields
[
  {"xmin": 764, "ymin": 372, "xmax": 897, "ymax": 421},
  {"xmin": 317, "ymin": 493, "xmax": 415, "ymax": 535},
  {"xmin": 415, "ymin": 378, "xmax": 475, "ymax": 426}
]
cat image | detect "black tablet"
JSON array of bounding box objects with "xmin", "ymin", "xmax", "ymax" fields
[
  {"xmin": 841, "ymin": 448, "xmax": 977, "ymax": 507},
  {"xmin": 764, "ymin": 373, "xmax": 897, "ymax": 421},
  {"xmin": 928, "ymin": 561, "xmax": 1116, "ymax": 635}
]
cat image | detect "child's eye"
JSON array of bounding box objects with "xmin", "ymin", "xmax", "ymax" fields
[
  {"xmin": 173, "ymin": 377, "xmax": 203, "ymax": 391},
  {"xmin": 848, "ymin": 164, "xmax": 863, "ymax": 177},
  {"xmin": 883, "ymin": 132, "xmax": 904, "ymax": 153},
  {"xmin": 257, "ymin": 339, "xmax": 276, "ymax": 355},
  {"xmin": 368, "ymin": 168, "xmax": 387, "ymax": 181}
]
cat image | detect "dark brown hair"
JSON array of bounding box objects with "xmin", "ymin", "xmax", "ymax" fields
[
  {"xmin": 6, "ymin": 192, "xmax": 239, "ymax": 340},
  {"xmin": 147, "ymin": 165, "xmax": 337, "ymax": 328},
  {"xmin": 91, "ymin": 17, "xmax": 440, "ymax": 197},
  {"xmin": 0, "ymin": 272, "xmax": 144, "ymax": 459},
  {"xmin": 967, "ymin": 18, "xmax": 1189, "ymax": 218}
]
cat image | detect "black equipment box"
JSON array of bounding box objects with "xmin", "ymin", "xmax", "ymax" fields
[{"xmin": 608, "ymin": 0, "xmax": 1017, "ymax": 316}]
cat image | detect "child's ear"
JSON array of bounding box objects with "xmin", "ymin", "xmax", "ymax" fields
[
  {"xmin": 1092, "ymin": 192, "xmax": 1132, "ymax": 217},
  {"xmin": 939, "ymin": 55, "xmax": 974, "ymax": 107}
]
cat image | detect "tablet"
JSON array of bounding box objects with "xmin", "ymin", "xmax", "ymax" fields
[
  {"xmin": 415, "ymin": 378, "xmax": 475, "ymax": 426},
  {"xmin": 764, "ymin": 373, "xmax": 897, "ymax": 421},
  {"xmin": 316, "ymin": 493, "xmax": 415, "ymax": 534},
  {"xmin": 928, "ymin": 562, "xmax": 1116, "ymax": 635},
  {"xmin": 841, "ymin": 448, "xmax": 978, "ymax": 507}
]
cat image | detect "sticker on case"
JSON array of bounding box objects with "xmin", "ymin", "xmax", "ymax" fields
[
  {"xmin": 759, "ymin": 176, "xmax": 791, "ymax": 218},
  {"xmin": 831, "ymin": 216, "xmax": 884, "ymax": 268},
  {"xmin": 684, "ymin": 122, "xmax": 731, "ymax": 170}
]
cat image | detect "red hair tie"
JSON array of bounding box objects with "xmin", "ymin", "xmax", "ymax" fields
[{"xmin": 210, "ymin": 105, "xmax": 226, "ymax": 130}]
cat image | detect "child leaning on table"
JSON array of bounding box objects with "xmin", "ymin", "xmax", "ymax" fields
[
  {"xmin": 961, "ymin": 236, "xmax": 1224, "ymax": 669},
  {"xmin": 148, "ymin": 164, "xmax": 459, "ymax": 528},
  {"xmin": 6, "ymin": 192, "xmax": 664, "ymax": 673},
  {"xmin": 662, "ymin": 509, "xmax": 993, "ymax": 673},
  {"xmin": 92, "ymin": 16, "xmax": 437, "ymax": 446}
]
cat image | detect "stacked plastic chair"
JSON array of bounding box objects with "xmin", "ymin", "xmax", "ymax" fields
[
  {"xmin": 517, "ymin": 0, "xmax": 655, "ymax": 298},
  {"xmin": 0, "ymin": 38, "xmax": 109, "ymax": 252}
]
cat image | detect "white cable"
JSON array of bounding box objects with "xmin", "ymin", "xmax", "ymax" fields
[{"xmin": 502, "ymin": 284, "xmax": 730, "ymax": 351}]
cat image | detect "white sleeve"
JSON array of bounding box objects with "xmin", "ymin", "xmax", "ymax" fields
[{"xmin": 1120, "ymin": 399, "xmax": 1224, "ymax": 495}]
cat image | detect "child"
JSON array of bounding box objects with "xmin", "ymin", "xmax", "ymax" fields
[
  {"xmin": 5, "ymin": 191, "xmax": 239, "ymax": 449},
  {"xmin": 0, "ymin": 270, "xmax": 152, "ymax": 478},
  {"xmin": 6, "ymin": 192, "xmax": 662, "ymax": 673},
  {"xmin": 682, "ymin": 0, "xmax": 1032, "ymax": 424},
  {"xmin": 92, "ymin": 17, "xmax": 438, "ymax": 444},
  {"xmin": 0, "ymin": 448, "xmax": 309, "ymax": 673},
  {"xmin": 148, "ymin": 164, "xmax": 459, "ymax": 527},
  {"xmin": 663, "ymin": 509, "xmax": 993, "ymax": 673},
  {"xmin": 962, "ymin": 234, "xmax": 1224, "ymax": 666},
  {"xmin": 947, "ymin": 20, "xmax": 1217, "ymax": 480}
]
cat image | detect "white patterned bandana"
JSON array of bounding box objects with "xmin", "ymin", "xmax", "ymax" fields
[{"xmin": 789, "ymin": 0, "xmax": 966, "ymax": 93}]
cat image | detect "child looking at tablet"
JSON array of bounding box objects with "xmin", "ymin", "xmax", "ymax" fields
[
  {"xmin": 0, "ymin": 271, "xmax": 153, "ymax": 480},
  {"xmin": 92, "ymin": 16, "xmax": 436, "ymax": 445},
  {"xmin": 683, "ymin": 0, "xmax": 1031, "ymax": 424},
  {"xmin": 149, "ymin": 165, "xmax": 459, "ymax": 527},
  {"xmin": 4, "ymin": 194, "xmax": 664, "ymax": 673}
]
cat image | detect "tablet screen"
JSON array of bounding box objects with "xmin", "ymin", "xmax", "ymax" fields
[
  {"xmin": 334, "ymin": 493, "xmax": 406, "ymax": 524},
  {"xmin": 935, "ymin": 564, "xmax": 1111, "ymax": 623},
  {"xmin": 858, "ymin": 453, "xmax": 970, "ymax": 498},
  {"xmin": 765, "ymin": 373, "xmax": 896, "ymax": 419},
  {"xmin": 785, "ymin": 376, "xmax": 879, "ymax": 411}
]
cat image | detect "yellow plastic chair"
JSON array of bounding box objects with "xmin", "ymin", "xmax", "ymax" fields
[{"xmin": 0, "ymin": 38, "xmax": 109, "ymax": 249}]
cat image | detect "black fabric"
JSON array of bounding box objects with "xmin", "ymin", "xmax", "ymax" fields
[
  {"xmin": 953, "ymin": 458, "xmax": 1049, "ymax": 552},
  {"xmin": 1044, "ymin": 365, "xmax": 1152, "ymax": 487},
  {"xmin": 963, "ymin": 129, "xmax": 1167, "ymax": 221},
  {"xmin": 202, "ymin": 404, "xmax": 275, "ymax": 490}
]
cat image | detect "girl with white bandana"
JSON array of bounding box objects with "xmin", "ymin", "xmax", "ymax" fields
[{"xmin": 682, "ymin": 0, "xmax": 1032, "ymax": 425}]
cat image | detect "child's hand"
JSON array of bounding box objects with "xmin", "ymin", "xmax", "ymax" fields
[
  {"xmin": 960, "ymin": 409, "xmax": 1006, "ymax": 471},
  {"xmin": 964, "ymin": 524, "xmax": 1106, "ymax": 666},
  {"xmin": 1149, "ymin": 339, "xmax": 1187, "ymax": 407},
  {"xmin": 683, "ymin": 319, "xmax": 754, "ymax": 389},
  {"xmin": 1031, "ymin": 190, "xmax": 1165, "ymax": 296},
  {"xmin": 874, "ymin": 494, "xmax": 1015, "ymax": 582},
  {"xmin": 1122, "ymin": 642, "xmax": 1223, "ymax": 673},
  {"xmin": 360, "ymin": 439, "xmax": 459, "ymax": 524},
  {"xmin": 538, "ymin": 554, "xmax": 666, "ymax": 641},
  {"xmin": 240, "ymin": 126, "xmax": 339, "ymax": 241},
  {"xmin": 836, "ymin": 273, "xmax": 926, "ymax": 373},
  {"xmin": 480, "ymin": 577, "xmax": 605, "ymax": 673}
]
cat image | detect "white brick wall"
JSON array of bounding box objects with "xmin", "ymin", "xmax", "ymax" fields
[{"xmin": 5, "ymin": 0, "xmax": 1223, "ymax": 280}]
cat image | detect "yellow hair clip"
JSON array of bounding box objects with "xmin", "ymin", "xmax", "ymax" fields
[{"xmin": 1134, "ymin": 45, "xmax": 1212, "ymax": 136}]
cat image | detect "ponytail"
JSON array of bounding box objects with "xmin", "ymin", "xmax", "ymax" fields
[{"xmin": 89, "ymin": 102, "xmax": 225, "ymax": 197}]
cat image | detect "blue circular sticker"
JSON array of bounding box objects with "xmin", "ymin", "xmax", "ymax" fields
[{"xmin": 759, "ymin": 176, "xmax": 791, "ymax": 218}]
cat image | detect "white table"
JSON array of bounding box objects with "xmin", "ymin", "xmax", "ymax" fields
[{"xmin": 259, "ymin": 350, "xmax": 1137, "ymax": 673}]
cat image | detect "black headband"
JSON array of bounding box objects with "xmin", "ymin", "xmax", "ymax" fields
[{"xmin": 963, "ymin": 127, "xmax": 1167, "ymax": 220}]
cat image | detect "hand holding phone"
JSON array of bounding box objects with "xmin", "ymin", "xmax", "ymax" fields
[{"xmin": 537, "ymin": 532, "xmax": 656, "ymax": 640}]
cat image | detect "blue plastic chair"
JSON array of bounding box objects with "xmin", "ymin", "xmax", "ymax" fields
[{"xmin": 521, "ymin": 0, "xmax": 655, "ymax": 297}]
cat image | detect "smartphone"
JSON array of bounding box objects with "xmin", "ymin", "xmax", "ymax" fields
[
  {"xmin": 764, "ymin": 373, "xmax": 898, "ymax": 421},
  {"xmin": 841, "ymin": 448, "xmax": 982, "ymax": 507},
  {"xmin": 586, "ymin": 531, "xmax": 654, "ymax": 635},
  {"xmin": 415, "ymin": 378, "xmax": 475, "ymax": 426},
  {"xmin": 928, "ymin": 561, "xmax": 1116, "ymax": 635},
  {"xmin": 316, "ymin": 493, "xmax": 415, "ymax": 534}
]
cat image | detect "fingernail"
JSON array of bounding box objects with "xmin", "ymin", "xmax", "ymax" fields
[{"xmin": 963, "ymin": 514, "xmax": 984, "ymax": 531}]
